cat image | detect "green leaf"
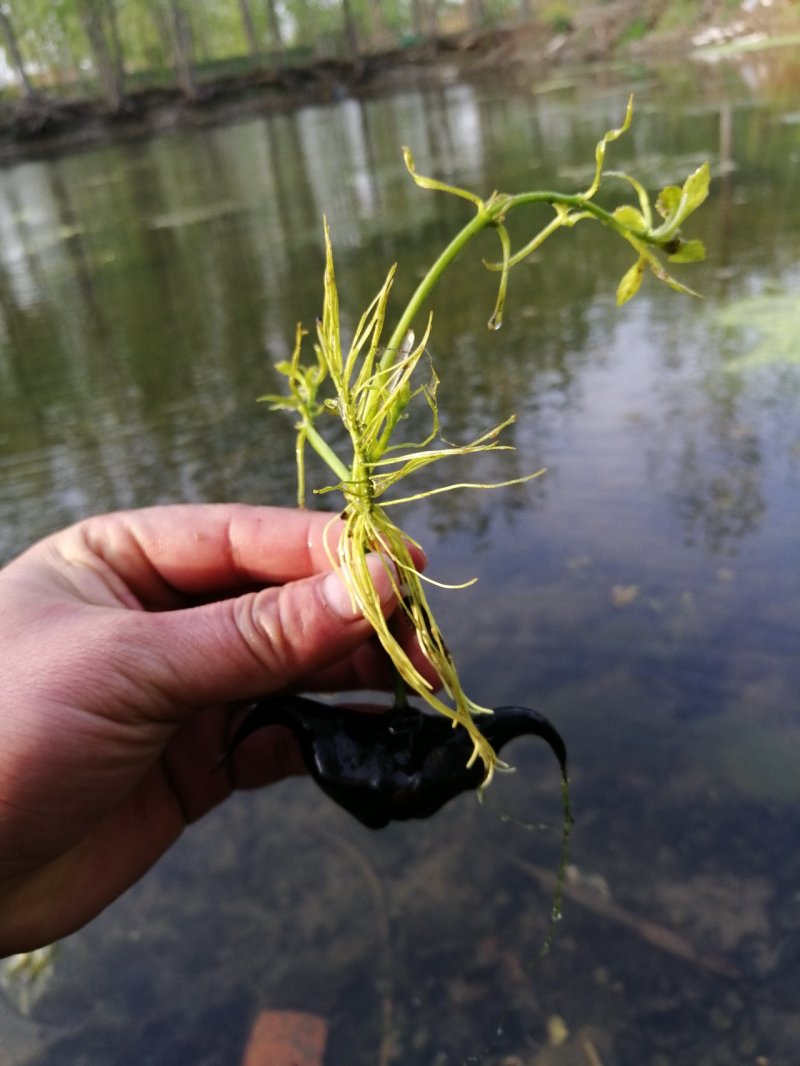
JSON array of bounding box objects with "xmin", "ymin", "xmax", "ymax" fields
[
  {"xmin": 655, "ymin": 185, "xmax": 681, "ymax": 220},
  {"xmin": 585, "ymin": 94, "xmax": 634, "ymax": 199},
  {"xmin": 683, "ymin": 162, "xmax": 711, "ymax": 215},
  {"xmin": 616, "ymin": 257, "xmax": 646, "ymax": 305},
  {"xmin": 607, "ymin": 169, "xmax": 653, "ymax": 228},
  {"xmin": 257, "ymin": 393, "xmax": 299, "ymax": 410},
  {"xmin": 487, "ymin": 223, "xmax": 511, "ymax": 330},
  {"xmin": 646, "ymin": 253, "xmax": 703, "ymax": 298},
  {"xmin": 653, "ymin": 163, "xmax": 711, "ymax": 237},
  {"xmin": 402, "ymin": 146, "xmax": 484, "ymax": 208},
  {"xmin": 661, "ymin": 275, "xmax": 703, "ymax": 298},
  {"xmin": 613, "ymin": 204, "xmax": 646, "ymax": 232},
  {"xmin": 668, "ymin": 239, "xmax": 706, "ymax": 263}
]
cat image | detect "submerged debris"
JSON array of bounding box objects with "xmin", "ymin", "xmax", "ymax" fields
[{"xmin": 224, "ymin": 696, "xmax": 567, "ymax": 829}]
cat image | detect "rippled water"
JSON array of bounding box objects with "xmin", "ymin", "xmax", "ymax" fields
[{"xmin": 2, "ymin": 55, "xmax": 800, "ymax": 1065}]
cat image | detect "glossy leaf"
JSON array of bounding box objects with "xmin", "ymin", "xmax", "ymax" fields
[
  {"xmin": 616, "ymin": 256, "xmax": 646, "ymax": 306},
  {"xmin": 656, "ymin": 184, "xmax": 682, "ymax": 220},
  {"xmin": 654, "ymin": 163, "xmax": 711, "ymax": 238},
  {"xmin": 613, "ymin": 204, "xmax": 647, "ymax": 233},
  {"xmin": 585, "ymin": 94, "xmax": 634, "ymax": 199},
  {"xmin": 668, "ymin": 239, "xmax": 706, "ymax": 263}
]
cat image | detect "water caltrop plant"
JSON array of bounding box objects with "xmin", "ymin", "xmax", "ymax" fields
[{"xmin": 263, "ymin": 98, "xmax": 709, "ymax": 789}]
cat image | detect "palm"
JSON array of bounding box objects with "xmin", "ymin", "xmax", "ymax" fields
[{"xmin": 0, "ymin": 504, "xmax": 431, "ymax": 955}]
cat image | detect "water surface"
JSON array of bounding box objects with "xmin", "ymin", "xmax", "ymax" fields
[{"xmin": 1, "ymin": 57, "xmax": 799, "ymax": 1066}]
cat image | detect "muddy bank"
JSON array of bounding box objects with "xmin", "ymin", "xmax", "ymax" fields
[
  {"xmin": 0, "ymin": 26, "xmax": 543, "ymax": 163},
  {"xmin": 0, "ymin": 3, "xmax": 795, "ymax": 164}
]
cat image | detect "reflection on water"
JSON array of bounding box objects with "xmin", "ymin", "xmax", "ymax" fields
[{"xmin": 2, "ymin": 61, "xmax": 800, "ymax": 1065}]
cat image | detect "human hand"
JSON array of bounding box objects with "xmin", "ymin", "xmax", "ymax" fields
[{"xmin": 0, "ymin": 504, "xmax": 431, "ymax": 955}]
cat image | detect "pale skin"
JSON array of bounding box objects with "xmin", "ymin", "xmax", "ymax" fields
[{"xmin": 0, "ymin": 503, "xmax": 434, "ymax": 957}]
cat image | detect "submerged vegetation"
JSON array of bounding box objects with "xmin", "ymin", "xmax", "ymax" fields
[{"xmin": 264, "ymin": 98, "xmax": 709, "ymax": 784}]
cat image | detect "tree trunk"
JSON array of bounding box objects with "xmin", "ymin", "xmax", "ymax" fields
[
  {"xmin": 0, "ymin": 9, "xmax": 37, "ymax": 100},
  {"xmin": 191, "ymin": 2, "xmax": 211, "ymax": 63},
  {"xmin": 468, "ymin": 0, "xmax": 489, "ymax": 29},
  {"xmin": 168, "ymin": 0, "xmax": 198, "ymax": 101},
  {"xmin": 292, "ymin": 0, "xmax": 317, "ymax": 54},
  {"xmin": 80, "ymin": 2, "xmax": 125, "ymax": 112},
  {"xmin": 263, "ymin": 0, "xmax": 284, "ymax": 51},
  {"xmin": 149, "ymin": 2, "xmax": 172, "ymax": 67},
  {"xmin": 104, "ymin": 0, "xmax": 126, "ymax": 87},
  {"xmin": 411, "ymin": 0, "xmax": 425, "ymax": 38},
  {"xmin": 366, "ymin": 0, "xmax": 388, "ymax": 47},
  {"xmin": 237, "ymin": 0, "xmax": 260, "ymax": 59},
  {"xmin": 419, "ymin": 0, "xmax": 440, "ymax": 39},
  {"xmin": 431, "ymin": 0, "xmax": 442, "ymax": 38},
  {"xmin": 341, "ymin": 0, "xmax": 359, "ymax": 60}
]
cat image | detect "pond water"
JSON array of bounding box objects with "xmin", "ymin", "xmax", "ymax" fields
[{"xmin": 1, "ymin": 54, "xmax": 800, "ymax": 1066}]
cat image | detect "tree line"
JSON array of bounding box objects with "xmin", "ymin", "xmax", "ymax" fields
[{"xmin": 0, "ymin": 0, "xmax": 533, "ymax": 109}]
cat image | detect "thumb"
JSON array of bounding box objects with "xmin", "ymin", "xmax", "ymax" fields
[{"xmin": 126, "ymin": 554, "xmax": 398, "ymax": 711}]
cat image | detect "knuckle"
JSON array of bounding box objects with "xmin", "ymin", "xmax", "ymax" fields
[{"xmin": 233, "ymin": 589, "xmax": 299, "ymax": 681}]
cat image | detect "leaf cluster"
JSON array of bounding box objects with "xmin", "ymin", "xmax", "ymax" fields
[
  {"xmin": 612, "ymin": 161, "xmax": 710, "ymax": 305},
  {"xmin": 399, "ymin": 96, "xmax": 708, "ymax": 334}
]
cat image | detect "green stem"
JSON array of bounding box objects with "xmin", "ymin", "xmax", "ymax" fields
[
  {"xmin": 306, "ymin": 185, "xmax": 657, "ymax": 485},
  {"xmin": 381, "ymin": 191, "xmax": 654, "ymax": 366},
  {"xmin": 506, "ymin": 190, "xmax": 637, "ymax": 236},
  {"xmin": 303, "ymin": 420, "xmax": 351, "ymax": 484},
  {"xmin": 382, "ymin": 208, "xmax": 493, "ymax": 366}
]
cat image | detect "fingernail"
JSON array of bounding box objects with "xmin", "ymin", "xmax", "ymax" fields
[{"xmin": 321, "ymin": 555, "xmax": 395, "ymax": 620}]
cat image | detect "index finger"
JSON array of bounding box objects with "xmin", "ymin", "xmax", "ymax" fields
[{"xmin": 71, "ymin": 504, "xmax": 346, "ymax": 608}]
